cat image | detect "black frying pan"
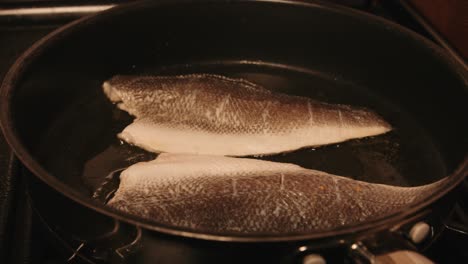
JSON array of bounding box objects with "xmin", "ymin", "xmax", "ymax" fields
[{"xmin": 1, "ymin": 0, "xmax": 467, "ymax": 263}]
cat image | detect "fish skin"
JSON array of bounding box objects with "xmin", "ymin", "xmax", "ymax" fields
[
  {"xmin": 107, "ymin": 153, "xmax": 446, "ymax": 234},
  {"xmin": 103, "ymin": 74, "xmax": 392, "ymax": 156}
]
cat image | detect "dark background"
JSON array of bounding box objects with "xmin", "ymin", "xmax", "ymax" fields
[{"xmin": 0, "ymin": 0, "xmax": 466, "ymax": 263}]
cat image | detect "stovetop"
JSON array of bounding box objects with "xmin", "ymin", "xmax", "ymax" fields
[{"xmin": 0, "ymin": 1, "xmax": 467, "ymax": 263}]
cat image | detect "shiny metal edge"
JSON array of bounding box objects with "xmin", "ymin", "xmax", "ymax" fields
[{"xmin": 0, "ymin": 5, "xmax": 115, "ymax": 18}]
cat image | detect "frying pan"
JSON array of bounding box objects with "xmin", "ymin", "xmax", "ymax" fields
[{"xmin": 1, "ymin": 0, "xmax": 467, "ymax": 263}]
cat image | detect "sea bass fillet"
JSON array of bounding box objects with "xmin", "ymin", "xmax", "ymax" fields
[
  {"xmin": 103, "ymin": 74, "xmax": 391, "ymax": 156},
  {"xmin": 107, "ymin": 153, "xmax": 446, "ymax": 234}
]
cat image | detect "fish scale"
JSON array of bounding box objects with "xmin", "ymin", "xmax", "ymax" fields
[
  {"xmin": 107, "ymin": 153, "xmax": 447, "ymax": 234},
  {"xmin": 103, "ymin": 74, "xmax": 392, "ymax": 156}
]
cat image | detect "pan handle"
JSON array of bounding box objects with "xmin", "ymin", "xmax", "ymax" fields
[
  {"xmin": 375, "ymin": 250, "xmax": 433, "ymax": 264},
  {"xmin": 349, "ymin": 241, "xmax": 434, "ymax": 264},
  {"xmin": 348, "ymin": 217, "xmax": 437, "ymax": 264}
]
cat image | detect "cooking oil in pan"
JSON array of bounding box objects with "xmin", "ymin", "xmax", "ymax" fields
[{"xmin": 37, "ymin": 61, "xmax": 446, "ymax": 198}]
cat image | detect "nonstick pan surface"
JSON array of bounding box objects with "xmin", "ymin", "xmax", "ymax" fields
[{"xmin": 1, "ymin": 0, "xmax": 467, "ymax": 241}]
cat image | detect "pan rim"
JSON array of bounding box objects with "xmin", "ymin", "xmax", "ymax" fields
[{"xmin": 0, "ymin": 0, "xmax": 467, "ymax": 242}]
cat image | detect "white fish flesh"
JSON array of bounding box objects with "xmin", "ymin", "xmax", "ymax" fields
[
  {"xmin": 103, "ymin": 74, "xmax": 391, "ymax": 156},
  {"xmin": 107, "ymin": 153, "xmax": 446, "ymax": 234}
]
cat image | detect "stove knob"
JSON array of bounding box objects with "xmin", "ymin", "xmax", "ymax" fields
[
  {"xmin": 302, "ymin": 254, "xmax": 326, "ymax": 264},
  {"xmin": 409, "ymin": 222, "xmax": 431, "ymax": 244}
]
